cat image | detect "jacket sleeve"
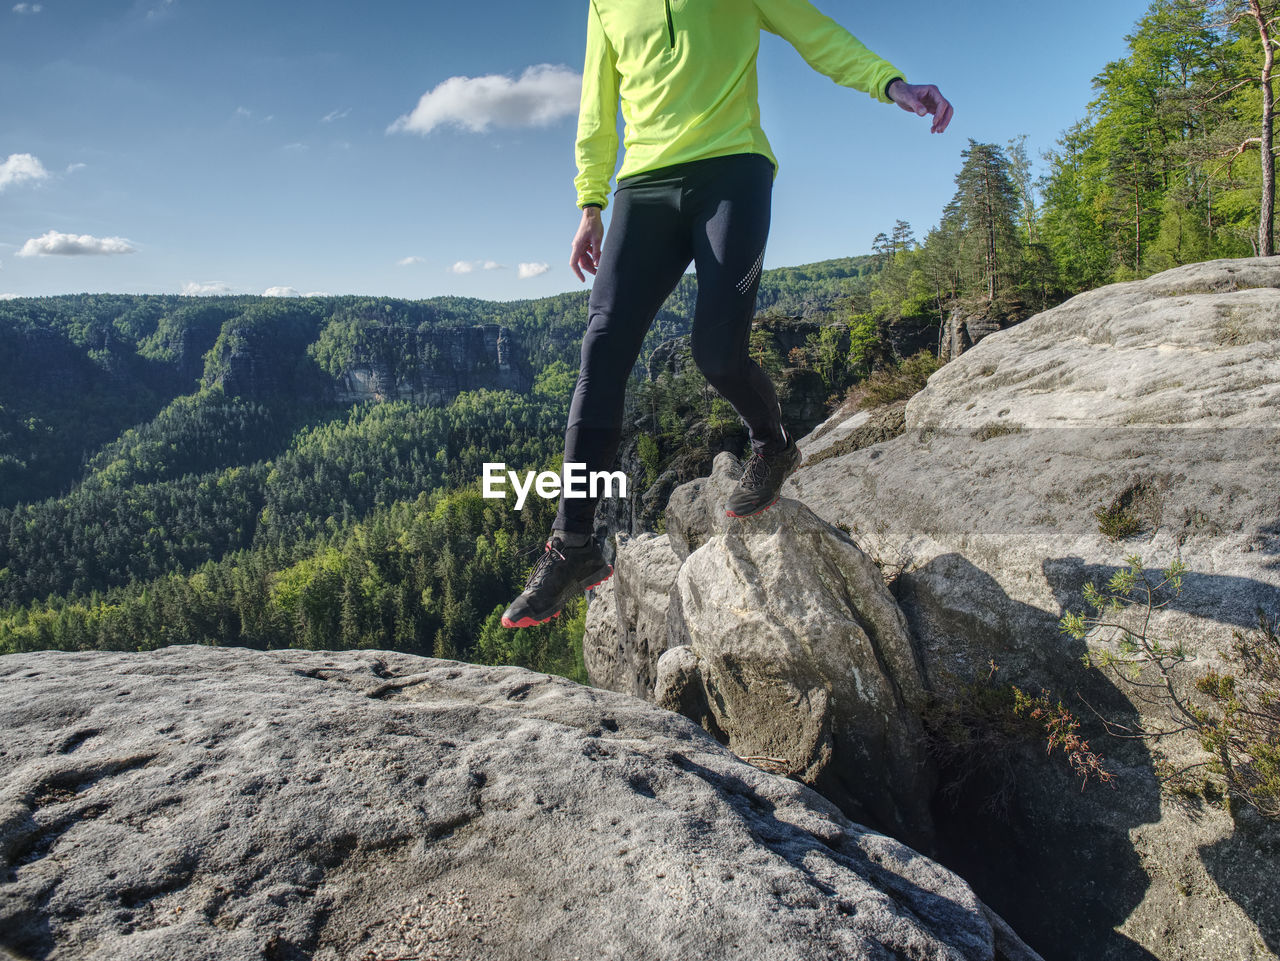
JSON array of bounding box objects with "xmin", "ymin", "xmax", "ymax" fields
[
  {"xmin": 574, "ymin": 0, "xmax": 620, "ymax": 210},
  {"xmin": 754, "ymin": 0, "xmax": 904, "ymax": 104}
]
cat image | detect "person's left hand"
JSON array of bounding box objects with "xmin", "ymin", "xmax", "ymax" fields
[{"xmin": 887, "ymin": 80, "xmax": 953, "ymax": 134}]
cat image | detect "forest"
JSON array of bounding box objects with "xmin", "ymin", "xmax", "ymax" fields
[{"xmin": 2, "ymin": 0, "xmax": 1278, "ymax": 680}]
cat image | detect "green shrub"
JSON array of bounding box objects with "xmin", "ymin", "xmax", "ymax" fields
[{"xmin": 858, "ymin": 350, "xmax": 942, "ymax": 409}]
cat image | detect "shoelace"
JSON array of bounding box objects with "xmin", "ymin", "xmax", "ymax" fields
[
  {"xmin": 741, "ymin": 452, "xmax": 772, "ymax": 489},
  {"xmin": 524, "ymin": 539, "xmax": 567, "ymax": 589}
]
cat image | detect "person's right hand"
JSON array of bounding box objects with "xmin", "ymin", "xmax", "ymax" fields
[{"xmin": 571, "ymin": 207, "xmax": 604, "ymax": 282}]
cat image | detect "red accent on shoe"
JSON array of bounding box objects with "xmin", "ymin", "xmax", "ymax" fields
[
  {"xmin": 583, "ymin": 567, "xmax": 614, "ymax": 590},
  {"xmin": 726, "ymin": 496, "xmax": 780, "ymax": 518},
  {"xmin": 501, "ymin": 610, "xmax": 563, "ymax": 629}
]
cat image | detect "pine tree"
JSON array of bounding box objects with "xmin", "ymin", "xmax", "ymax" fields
[{"xmin": 948, "ymin": 141, "xmax": 1024, "ymax": 304}]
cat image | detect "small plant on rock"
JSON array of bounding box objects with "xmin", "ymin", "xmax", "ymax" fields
[
  {"xmin": 857, "ymin": 350, "xmax": 942, "ymax": 409},
  {"xmin": 1060, "ymin": 554, "xmax": 1280, "ymax": 820},
  {"xmin": 1094, "ymin": 501, "xmax": 1142, "ymax": 540},
  {"xmin": 922, "ymin": 660, "xmax": 1112, "ymax": 815},
  {"xmin": 1196, "ymin": 610, "xmax": 1280, "ymax": 819}
]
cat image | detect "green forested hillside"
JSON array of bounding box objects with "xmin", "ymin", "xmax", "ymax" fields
[
  {"xmin": 0, "ymin": 258, "xmax": 876, "ymax": 511},
  {"xmin": 5, "ymin": 0, "xmax": 1278, "ymax": 678},
  {"xmin": 0, "ymin": 257, "xmax": 875, "ymax": 677}
]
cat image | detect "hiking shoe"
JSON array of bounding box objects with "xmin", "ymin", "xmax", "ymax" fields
[
  {"xmin": 724, "ymin": 434, "xmax": 802, "ymax": 518},
  {"xmin": 500, "ymin": 533, "xmax": 613, "ymax": 628}
]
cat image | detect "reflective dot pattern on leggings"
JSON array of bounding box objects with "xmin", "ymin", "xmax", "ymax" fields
[{"xmin": 735, "ymin": 248, "xmax": 765, "ymax": 295}]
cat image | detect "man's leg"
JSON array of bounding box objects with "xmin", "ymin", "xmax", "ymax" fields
[
  {"xmin": 685, "ymin": 154, "xmax": 800, "ymax": 517},
  {"xmin": 553, "ymin": 180, "xmax": 693, "ymax": 535},
  {"xmin": 502, "ymin": 180, "xmax": 691, "ymax": 627},
  {"xmin": 687, "ymin": 154, "xmax": 787, "ymax": 453}
]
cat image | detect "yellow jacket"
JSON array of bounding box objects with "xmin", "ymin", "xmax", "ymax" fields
[{"xmin": 574, "ymin": 0, "xmax": 906, "ymax": 209}]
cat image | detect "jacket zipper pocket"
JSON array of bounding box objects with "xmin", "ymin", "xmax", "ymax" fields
[{"xmin": 664, "ymin": 0, "xmax": 674, "ymax": 48}]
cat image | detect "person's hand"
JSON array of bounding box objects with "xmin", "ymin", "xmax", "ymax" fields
[
  {"xmin": 887, "ymin": 80, "xmax": 953, "ymax": 134},
  {"xmin": 570, "ymin": 207, "xmax": 604, "ymax": 282}
]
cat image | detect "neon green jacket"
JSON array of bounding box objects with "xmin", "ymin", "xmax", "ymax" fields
[{"xmin": 574, "ymin": 0, "xmax": 905, "ymax": 210}]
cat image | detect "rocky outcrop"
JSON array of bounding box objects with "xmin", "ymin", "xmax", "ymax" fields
[
  {"xmin": 205, "ymin": 314, "xmax": 321, "ymax": 400},
  {"xmin": 938, "ymin": 309, "xmax": 1013, "ymax": 362},
  {"xmin": 0, "ymin": 647, "xmax": 1038, "ymax": 961},
  {"xmin": 586, "ymin": 454, "xmax": 936, "ymax": 850},
  {"xmin": 797, "ymin": 257, "xmax": 1280, "ymax": 688},
  {"xmin": 789, "ymin": 257, "xmax": 1280, "ymax": 960},
  {"xmin": 583, "ymin": 531, "xmax": 684, "ymax": 695},
  {"xmin": 585, "ymin": 257, "xmax": 1280, "ymax": 961},
  {"xmin": 646, "ymin": 336, "xmax": 690, "ymax": 381},
  {"xmin": 334, "ymin": 324, "xmax": 531, "ymax": 405}
]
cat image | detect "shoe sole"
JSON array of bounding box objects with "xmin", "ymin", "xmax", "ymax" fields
[
  {"xmin": 726, "ymin": 495, "xmax": 781, "ymax": 518},
  {"xmin": 500, "ymin": 565, "xmax": 614, "ymax": 628}
]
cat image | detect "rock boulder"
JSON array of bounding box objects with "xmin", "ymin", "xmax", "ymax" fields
[
  {"xmin": 588, "ymin": 453, "xmax": 936, "ymax": 850},
  {"xmin": 0, "ymin": 646, "xmax": 1037, "ymax": 961}
]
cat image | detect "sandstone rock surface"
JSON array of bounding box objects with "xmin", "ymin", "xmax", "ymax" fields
[
  {"xmin": 0, "ymin": 646, "xmax": 1038, "ymax": 961},
  {"xmin": 789, "ymin": 257, "xmax": 1280, "ymax": 960},
  {"xmin": 582, "ymin": 531, "xmax": 683, "ymax": 698},
  {"xmin": 588, "ymin": 453, "xmax": 935, "ymax": 849}
]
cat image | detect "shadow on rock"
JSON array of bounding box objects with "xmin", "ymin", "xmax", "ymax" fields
[
  {"xmin": 1199, "ymin": 800, "xmax": 1280, "ymax": 953},
  {"xmin": 668, "ymin": 753, "xmax": 1044, "ymax": 961},
  {"xmin": 1044, "ymin": 556, "xmax": 1280, "ymax": 633},
  {"xmin": 897, "ymin": 552, "xmax": 1163, "ymax": 961}
]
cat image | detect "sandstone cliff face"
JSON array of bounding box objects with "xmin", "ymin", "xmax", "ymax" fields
[
  {"xmin": 938, "ymin": 309, "xmax": 1013, "ymax": 362},
  {"xmin": 207, "ymin": 318, "xmax": 531, "ymax": 404},
  {"xmin": 585, "ymin": 257, "xmax": 1280, "ymax": 961},
  {"xmin": 0, "ymin": 647, "xmax": 1038, "ymax": 961},
  {"xmin": 333, "ymin": 324, "xmax": 531, "ymax": 405}
]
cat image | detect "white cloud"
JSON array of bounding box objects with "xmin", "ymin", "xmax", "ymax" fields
[
  {"xmin": 281, "ymin": 142, "xmax": 308, "ymax": 152},
  {"xmin": 264, "ymin": 286, "xmax": 300, "ymax": 297},
  {"xmin": 18, "ymin": 231, "xmax": 136, "ymax": 257},
  {"xmin": 181, "ymin": 281, "xmax": 233, "ymax": 295},
  {"xmin": 146, "ymin": 0, "xmax": 174, "ymax": 19},
  {"xmin": 388, "ymin": 64, "xmax": 581, "ymax": 136},
  {"xmin": 233, "ymin": 106, "xmax": 273, "ymax": 124},
  {"xmin": 12, "ymin": 3, "xmax": 43, "ymax": 13},
  {"xmin": 397, "ymin": 256, "xmax": 426, "ymax": 267},
  {"xmin": 518, "ymin": 261, "xmax": 550, "ymax": 279},
  {"xmin": 322, "ymin": 107, "xmax": 350, "ymax": 123},
  {"xmin": 303, "ymin": 291, "xmax": 330, "ymax": 297},
  {"xmin": 450, "ymin": 260, "xmax": 504, "ymax": 274},
  {"xmin": 0, "ymin": 293, "xmax": 22, "ymax": 300},
  {"xmin": 0, "ymin": 153, "xmax": 50, "ymax": 192},
  {"xmin": 66, "ymin": 162, "xmax": 88, "ymax": 175}
]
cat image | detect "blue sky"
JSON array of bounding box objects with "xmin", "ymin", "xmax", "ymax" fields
[{"xmin": 1, "ymin": 0, "xmax": 1154, "ymax": 302}]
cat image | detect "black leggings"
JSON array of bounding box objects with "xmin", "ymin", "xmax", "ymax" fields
[{"xmin": 554, "ymin": 152, "xmax": 785, "ymax": 535}]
